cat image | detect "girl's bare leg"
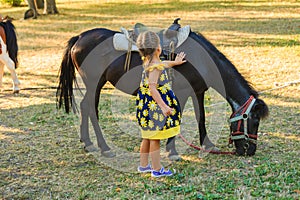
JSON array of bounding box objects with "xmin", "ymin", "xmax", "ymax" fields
[
  {"xmin": 140, "ymin": 139, "xmax": 150, "ymax": 167},
  {"xmin": 150, "ymin": 139, "xmax": 161, "ymax": 171}
]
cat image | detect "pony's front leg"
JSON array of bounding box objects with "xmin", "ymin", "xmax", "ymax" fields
[
  {"xmin": 165, "ymin": 88, "xmax": 190, "ymax": 161},
  {"xmin": 192, "ymin": 92, "xmax": 219, "ymax": 151},
  {"xmin": 166, "ymin": 137, "xmax": 181, "ymax": 161},
  {"xmin": 0, "ymin": 51, "xmax": 20, "ymax": 93}
]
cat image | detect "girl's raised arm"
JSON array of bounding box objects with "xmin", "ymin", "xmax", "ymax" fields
[{"xmin": 162, "ymin": 52, "xmax": 186, "ymax": 68}]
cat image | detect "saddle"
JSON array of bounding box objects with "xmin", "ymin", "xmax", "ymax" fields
[{"xmin": 113, "ymin": 18, "xmax": 190, "ymax": 57}]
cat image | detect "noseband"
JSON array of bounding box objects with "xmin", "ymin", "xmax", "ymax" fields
[{"xmin": 229, "ymin": 95, "xmax": 257, "ymax": 148}]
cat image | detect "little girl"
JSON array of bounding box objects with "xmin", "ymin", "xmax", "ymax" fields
[{"xmin": 136, "ymin": 31, "xmax": 186, "ymax": 177}]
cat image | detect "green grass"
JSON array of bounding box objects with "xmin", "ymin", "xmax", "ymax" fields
[{"xmin": 0, "ymin": 0, "xmax": 299, "ymax": 199}]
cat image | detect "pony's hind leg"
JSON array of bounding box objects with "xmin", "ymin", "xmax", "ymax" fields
[
  {"xmin": 80, "ymin": 92, "xmax": 115, "ymax": 157},
  {"xmin": 80, "ymin": 94, "xmax": 95, "ymax": 151},
  {"xmin": 81, "ymin": 76, "xmax": 115, "ymax": 158},
  {"xmin": 0, "ymin": 62, "xmax": 4, "ymax": 90},
  {"xmin": 87, "ymin": 90, "xmax": 115, "ymax": 158},
  {"xmin": 0, "ymin": 48, "xmax": 20, "ymax": 93}
]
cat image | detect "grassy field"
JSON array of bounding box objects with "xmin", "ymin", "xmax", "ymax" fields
[{"xmin": 0, "ymin": 0, "xmax": 299, "ymax": 199}]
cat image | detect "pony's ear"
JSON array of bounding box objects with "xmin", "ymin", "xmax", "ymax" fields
[{"xmin": 253, "ymin": 99, "xmax": 269, "ymax": 119}]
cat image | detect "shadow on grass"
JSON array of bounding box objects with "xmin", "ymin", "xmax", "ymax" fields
[{"xmin": 0, "ymin": 90, "xmax": 299, "ymax": 198}]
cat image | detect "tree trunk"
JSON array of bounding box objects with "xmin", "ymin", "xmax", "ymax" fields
[
  {"xmin": 12, "ymin": 0, "xmax": 22, "ymax": 6},
  {"xmin": 26, "ymin": 0, "xmax": 38, "ymax": 19},
  {"xmin": 43, "ymin": 0, "xmax": 59, "ymax": 14},
  {"xmin": 36, "ymin": 0, "xmax": 44, "ymax": 9}
]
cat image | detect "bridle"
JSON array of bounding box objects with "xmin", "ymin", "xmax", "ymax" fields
[
  {"xmin": 178, "ymin": 95, "xmax": 258, "ymax": 155},
  {"xmin": 229, "ymin": 95, "xmax": 257, "ymax": 149}
]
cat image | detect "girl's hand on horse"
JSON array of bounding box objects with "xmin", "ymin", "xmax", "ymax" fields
[{"xmin": 174, "ymin": 52, "xmax": 186, "ymax": 65}]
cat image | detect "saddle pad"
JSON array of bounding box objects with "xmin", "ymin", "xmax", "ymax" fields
[
  {"xmin": 113, "ymin": 25, "xmax": 191, "ymax": 52},
  {"xmin": 113, "ymin": 33, "xmax": 139, "ymax": 52}
]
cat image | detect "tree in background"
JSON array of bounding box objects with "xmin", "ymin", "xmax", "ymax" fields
[
  {"xmin": 0, "ymin": 0, "xmax": 22, "ymax": 6},
  {"xmin": 26, "ymin": 0, "xmax": 38, "ymax": 19},
  {"xmin": 43, "ymin": 0, "xmax": 59, "ymax": 14},
  {"xmin": 25, "ymin": 0, "xmax": 58, "ymax": 19}
]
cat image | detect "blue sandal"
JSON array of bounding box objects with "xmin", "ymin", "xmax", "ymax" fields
[
  {"xmin": 137, "ymin": 164, "xmax": 152, "ymax": 173},
  {"xmin": 151, "ymin": 167, "xmax": 173, "ymax": 177}
]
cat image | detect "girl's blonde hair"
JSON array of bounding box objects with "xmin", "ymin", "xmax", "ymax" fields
[{"xmin": 136, "ymin": 31, "xmax": 160, "ymax": 65}]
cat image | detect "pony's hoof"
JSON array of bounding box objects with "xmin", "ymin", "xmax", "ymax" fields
[
  {"xmin": 168, "ymin": 154, "xmax": 182, "ymax": 161},
  {"xmin": 13, "ymin": 85, "xmax": 20, "ymax": 93},
  {"xmin": 84, "ymin": 145, "xmax": 99, "ymax": 153},
  {"xmin": 13, "ymin": 89, "xmax": 20, "ymax": 94},
  {"xmin": 101, "ymin": 150, "xmax": 116, "ymax": 158}
]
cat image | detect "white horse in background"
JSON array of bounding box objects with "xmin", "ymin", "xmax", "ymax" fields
[{"xmin": 0, "ymin": 16, "xmax": 20, "ymax": 93}]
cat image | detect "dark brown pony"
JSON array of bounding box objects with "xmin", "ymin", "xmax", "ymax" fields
[
  {"xmin": 0, "ymin": 16, "xmax": 20, "ymax": 93},
  {"xmin": 56, "ymin": 21, "xmax": 268, "ymax": 158}
]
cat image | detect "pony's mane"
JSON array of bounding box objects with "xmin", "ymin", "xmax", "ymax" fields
[{"xmin": 190, "ymin": 31, "xmax": 258, "ymax": 98}]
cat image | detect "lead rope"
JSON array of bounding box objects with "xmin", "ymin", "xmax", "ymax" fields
[{"xmin": 179, "ymin": 134, "xmax": 236, "ymax": 155}]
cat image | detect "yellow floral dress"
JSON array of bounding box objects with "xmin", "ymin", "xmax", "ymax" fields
[{"xmin": 136, "ymin": 63, "xmax": 181, "ymax": 139}]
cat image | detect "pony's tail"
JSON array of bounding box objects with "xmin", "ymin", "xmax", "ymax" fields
[
  {"xmin": 56, "ymin": 35, "xmax": 79, "ymax": 113},
  {"xmin": 2, "ymin": 19, "xmax": 18, "ymax": 68}
]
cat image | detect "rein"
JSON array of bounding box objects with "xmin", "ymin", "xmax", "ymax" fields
[{"xmin": 179, "ymin": 134, "xmax": 236, "ymax": 155}]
